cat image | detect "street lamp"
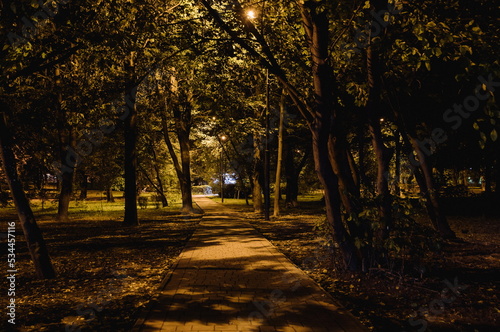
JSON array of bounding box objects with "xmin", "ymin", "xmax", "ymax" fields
[
  {"xmin": 245, "ymin": 7, "xmax": 270, "ymax": 220},
  {"xmin": 220, "ymin": 135, "xmax": 227, "ymax": 203},
  {"xmin": 246, "ymin": 9, "xmax": 256, "ymax": 20},
  {"xmin": 263, "ymin": 69, "xmax": 271, "ymax": 221}
]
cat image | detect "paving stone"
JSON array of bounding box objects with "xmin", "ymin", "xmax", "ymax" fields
[{"xmin": 133, "ymin": 197, "xmax": 367, "ymax": 332}]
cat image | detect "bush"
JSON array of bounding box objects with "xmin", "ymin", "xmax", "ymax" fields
[
  {"xmin": 192, "ymin": 185, "xmax": 213, "ymax": 195},
  {"xmin": 335, "ymin": 196, "xmax": 443, "ymax": 274},
  {"xmin": 440, "ymin": 185, "xmax": 472, "ymax": 198},
  {"xmin": 0, "ymin": 191, "xmax": 10, "ymax": 207},
  {"xmin": 138, "ymin": 196, "xmax": 148, "ymax": 209}
]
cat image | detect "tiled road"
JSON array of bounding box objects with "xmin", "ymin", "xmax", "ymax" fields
[{"xmin": 133, "ymin": 197, "xmax": 368, "ymax": 332}]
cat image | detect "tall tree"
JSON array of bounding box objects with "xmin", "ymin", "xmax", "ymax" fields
[
  {"xmin": 0, "ymin": 109, "xmax": 56, "ymax": 279},
  {"xmin": 365, "ymin": 0, "xmax": 393, "ymax": 242},
  {"xmin": 123, "ymin": 54, "xmax": 139, "ymax": 226},
  {"xmin": 273, "ymin": 90, "xmax": 286, "ymax": 216},
  {"xmin": 198, "ymin": 0, "xmax": 362, "ymax": 269},
  {"xmin": 161, "ymin": 70, "xmax": 196, "ymax": 213},
  {"xmin": 54, "ymin": 66, "xmax": 76, "ymax": 222}
]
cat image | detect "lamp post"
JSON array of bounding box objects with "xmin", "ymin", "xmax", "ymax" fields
[
  {"xmin": 246, "ymin": 8, "xmax": 270, "ymax": 220},
  {"xmin": 263, "ymin": 69, "xmax": 270, "ymax": 221},
  {"xmin": 220, "ymin": 135, "xmax": 227, "ymax": 203}
]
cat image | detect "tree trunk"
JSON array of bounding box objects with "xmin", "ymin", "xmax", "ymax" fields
[
  {"xmin": 408, "ymin": 134, "xmax": 456, "ymax": 238},
  {"xmin": 55, "ymin": 67, "xmax": 75, "ymax": 222},
  {"xmin": 495, "ymin": 158, "xmax": 500, "ymax": 195},
  {"xmin": 367, "ymin": 97, "xmax": 392, "ymax": 242},
  {"xmin": 284, "ymin": 145, "xmax": 299, "ymax": 208},
  {"xmin": 394, "ymin": 132, "xmax": 402, "ymax": 196},
  {"xmin": 483, "ymin": 147, "xmax": 493, "ymax": 196},
  {"xmin": 327, "ymin": 137, "xmax": 361, "ymax": 213},
  {"xmin": 273, "ymin": 90, "xmax": 286, "ymax": 217},
  {"xmin": 284, "ymin": 144, "xmax": 308, "ymax": 208},
  {"xmin": 358, "ymin": 125, "xmax": 369, "ymax": 188},
  {"xmin": 123, "ymin": 82, "xmax": 139, "ymax": 226},
  {"xmin": 106, "ymin": 187, "xmax": 115, "ymax": 202},
  {"xmin": 346, "ymin": 148, "xmax": 360, "ymax": 189},
  {"xmin": 151, "ymin": 142, "xmax": 168, "ymax": 207},
  {"xmin": 57, "ymin": 135, "xmax": 75, "ymax": 222},
  {"xmin": 484, "ymin": 166, "xmax": 492, "ymax": 195},
  {"xmin": 252, "ymin": 132, "xmax": 264, "ymax": 213},
  {"xmin": 200, "ymin": 0, "xmax": 363, "ymax": 270},
  {"xmin": 178, "ymin": 126, "xmax": 193, "ymax": 212},
  {"xmin": 313, "ymin": 132, "xmax": 360, "ymax": 271},
  {"xmin": 301, "ymin": 3, "xmax": 361, "ymax": 270},
  {"xmin": 226, "ymin": 138, "xmax": 253, "ymax": 206},
  {"xmin": 0, "ymin": 111, "xmax": 56, "ymax": 279},
  {"xmin": 174, "ymin": 100, "xmax": 194, "ymax": 213},
  {"xmin": 78, "ymin": 170, "xmax": 88, "ymax": 200},
  {"xmin": 327, "ymin": 135, "xmax": 366, "ymax": 267},
  {"xmin": 156, "ymin": 179, "xmax": 168, "ymax": 208},
  {"xmin": 366, "ymin": 1, "xmax": 393, "ymax": 243},
  {"xmin": 390, "ymin": 86, "xmax": 456, "ymax": 239},
  {"xmin": 162, "ymin": 98, "xmax": 194, "ymax": 213}
]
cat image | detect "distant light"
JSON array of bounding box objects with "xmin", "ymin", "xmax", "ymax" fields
[
  {"xmin": 380, "ymin": 118, "xmax": 385, "ymax": 122},
  {"xmin": 212, "ymin": 116, "xmax": 216, "ymax": 120},
  {"xmin": 221, "ymin": 135, "xmax": 227, "ymax": 141},
  {"xmin": 246, "ymin": 9, "xmax": 256, "ymax": 20}
]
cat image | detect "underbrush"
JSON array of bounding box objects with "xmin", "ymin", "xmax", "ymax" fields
[{"xmin": 240, "ymin": 195, "xmax": 500, "ymax": 331}]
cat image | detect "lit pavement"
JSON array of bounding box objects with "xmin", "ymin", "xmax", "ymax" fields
[{"xmin": 133, "ymin": 196, "xmax": 368, "ymax": 332}]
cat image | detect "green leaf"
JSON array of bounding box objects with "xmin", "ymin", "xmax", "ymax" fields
[
  {"xmin": 491, "ymin": 129, "xmax": 498, "ymax": 142},
  {"xmin": 473, "ymin": 122, "xmax": 479, "ymax": 130},
  {"xmin": 472, "ymin": 26, "xmax": 482, "ymax": 34},
  {"xmin": 459, "ymin": 45, "xmax": 472, "ymax": 55}
]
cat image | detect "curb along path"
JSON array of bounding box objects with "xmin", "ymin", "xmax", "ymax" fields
[{"xmin": 133, "ymin": 197, "xmax": 368, "ymax": 332}]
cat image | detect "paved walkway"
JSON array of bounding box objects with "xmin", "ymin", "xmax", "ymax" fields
[{"xmin": 133, "ymin": 197, "xmax": 368, "ymax": 332}]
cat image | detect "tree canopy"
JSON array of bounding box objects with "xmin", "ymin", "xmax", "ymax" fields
[{"xmin": 0, "ymin": 0, "xmax": 498, "ymax": 277}]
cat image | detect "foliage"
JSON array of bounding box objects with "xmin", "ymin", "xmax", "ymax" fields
[{"xmin": 356, "ymin": 196, "xmax": 443, "ymax": 272}]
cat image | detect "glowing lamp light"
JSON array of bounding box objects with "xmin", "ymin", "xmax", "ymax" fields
[{"xmin": 246, "ymin": 9, "xmax": 256, "ymax": 20}]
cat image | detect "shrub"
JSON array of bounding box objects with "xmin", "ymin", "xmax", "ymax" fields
[{"xmin": 138, "ymin": 196, "xmax": 148, "ymax": 209}]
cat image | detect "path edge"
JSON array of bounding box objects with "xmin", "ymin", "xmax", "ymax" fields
[
  {"xmin": 238, "ymin": 209, "xmax": 371, "ymax": 331},
  {"xmin": 130, "ymin": 201, "xmax": 204, "ymax": 332}
]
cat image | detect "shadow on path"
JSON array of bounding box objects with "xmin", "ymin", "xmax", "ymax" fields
[{"xmin": 133, "ymin": 197, "xmax": 368, "ymax": 332}]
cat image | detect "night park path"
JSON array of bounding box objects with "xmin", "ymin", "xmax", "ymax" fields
[{"xmin": 133, "ymin": 196, "xmax": 368, "ymax": 332}]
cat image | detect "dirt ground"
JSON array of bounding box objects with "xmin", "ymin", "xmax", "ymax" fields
[
  {"xmin": 0, "ymin": 204, "xmax": 202, "ymax": 332},
  {"xmin": 231, "ymin": 199, "xmax": 500, "ymax": 332}
]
